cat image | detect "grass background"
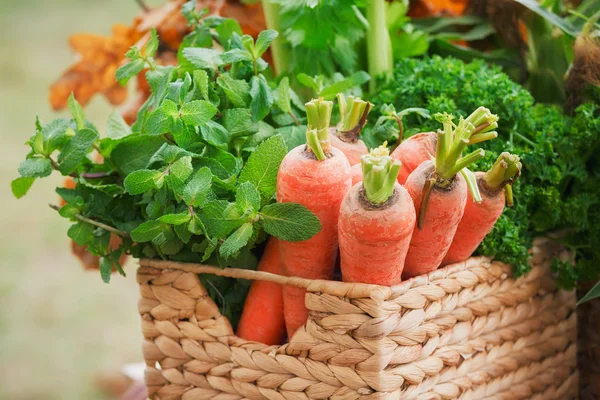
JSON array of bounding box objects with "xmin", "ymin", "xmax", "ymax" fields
[{"xmin": 1, "ymin": 1, "xmax": 163, "ymax": 398}]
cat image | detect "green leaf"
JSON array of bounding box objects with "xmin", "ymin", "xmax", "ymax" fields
[
  {"xmin": 180, "ymin": 100, "xmax": 218, "ymax": 126},
  {"xmin": 254, "ymin": 29, "xmax": 278, "ymax": 58},
  {"xmin": 159, "ymin": 212, "xmax": 192, "ymax": 225},
  {"xmin": 112, "ymin": 135, "xmax": 165, "ymax": 175},
  {"xmin": 116, "ymin": 58, "xmax": 145, "ymax": 85},
  {"xmin": 578, "ymin": 280, "xmax": 600, "ymax": 305},
  {"xmin": 131, "ymin": 220, "xmax": 164, "ymax": 242},
  {"xmin": 192, "ymin": 70, "xmax": 209, "ymax": 100},
  {"xmin": 39, "ymin": 118, "xmax": 71, "ymax": 155},
  {"xmin": 200, "ymin": 121, "xmax": 231, "ymax": 147},
  {"xmin": 239, "ymin": 134, "xmax": 287, "ymax": 199},
  {"xmin": 219, "ymin": 223, "xmax": 253, "ymax": 258},
  {"xmin": 249, "ymin": 74, "xmax": 273, "ymax": 121},
  {"xmin": 58, "ymin": 128, "xmax": 99, "ymax": 175},
  {"xmin": 277, "ymin": 125, "xmax": 307, "ymax": 151},
  {"xmin": 260, "ymin": 202, "xmax": 321, "ymax": 241},
  {"xmin": 319, "ymin": 71, "xmax": 370, "ymax": 100},
  {"xmin": 215, "ymin": 18, "xmax": 243, "ymax": 48},
  {"xmin": 58, "ymin": 203, "xmax": 80, "ymax": 218},
  {"xmin": 99, "ymin": 257, "xmax": 112, "ymax": 283},
  {"xmin": 68, "ymin": 93, "xmax": 85, "ymax": 130},
  {"xmin": 188, "ymin": 213, "xmax": 207, "ymax": 236},
  {"xmin": 123, "ymin": 169, "xmax": 162, "ymax": 195},
  {"xmin": 236, "ymin": 181, "xmax": 261, "ymax": 212},
  {"xmin": 222, "ymin": 108, "xmax": 257, "ymax": 137},
  {"xmin": 146, "ymin": 99, "xmax": 178, "ymax": 135},
  {"xmin": 276, "ymin": 77, "xmax": 292, "ymax": 113},
  {"xmin": 106, "ymin": 111, "xmax": 132, "ymax": 139},
  {"xmin": 170, "ymin": 156, "xmax": 194, "ymax": 181},
  {"xmin": 297, "ymin": 73, "xmax": 320, "ymax": 92},
  {"xmin": 512, "ymin": 0, "xmax": 579, "ymax": 36},
  {"xmin": 11, "ymin": 177, "xmax": 35, "ymax": 198},
  {"xmin": 145, "ymin": 28, "xmax": 159, "ymax": 57},
  {"xmin": 182, "ymin": 47, "xmax": 224, "ymax": 70},
  {"xmin": 201, "ymin": 200, "xmax": 245, "ymax": 238},
  {"xmin": 174, "ymin": 223, "xmax": 192, "ymax": 243},
  {"xmin": 18, "ymin": 158, "xmax": 52, "ymax": 178},
  {"xmin": 220, "ymin": 48, "xmax": 253, "ymax": 64},
  {"xmin": 216, "ymin": 74, "xmax": 251, "ymax": 108},
  {"xmin": 68, "ymin": 221, "xmax": 95, "ymax": 246},
  {"xmin": 183, "ymin": 167, "xmax": 212, "ymax": 207}
]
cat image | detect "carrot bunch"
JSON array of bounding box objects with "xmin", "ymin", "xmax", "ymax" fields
[
  {"xmin": 402, "ymin": 111, "xmax": 492, "ymax": 278},
  {"xmin": 277, "ymin": 97, "xmax": 352, "ymax": 337}
]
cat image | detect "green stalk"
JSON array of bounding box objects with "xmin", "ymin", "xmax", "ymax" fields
[
  {"xmin": 261, "ymin": 0, "xmax": 289, "ymax": 76},
  {"xmin": 482, "ymin": 152, "xmax": 522, "ymax": 190},
  {"xmin": 469, "ymin": 131, "xmax": 498, "ymax": 144},
  {"xmin": 460, "ymin": 168, "xmax": 482, "ymax": 204},
  {"xmin": 505, "ymin": 184, "xmax": 514, "ymax": 207},
  {"xmin": 337, "ymin": 94, "xmax": 372, "ymax": 141},
  {"xmin": 366, "ymin": 0, "xmax": 393, "ymax": 93},
  {"xmin": 362, "ymin": 144, "xmax": 401, "ymax": 204},
  {"xmin": 305, "ymin": 98, "xmax": 333, "ymax": 160},
  {"xmin": 446, "ymin": 149, "xmax": 485, "ymax": 178}
]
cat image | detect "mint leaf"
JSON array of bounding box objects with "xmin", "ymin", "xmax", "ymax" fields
[
  {"xmin": 169, "ymin": 156, "xmax": 193, "ymax": 181},
  {"xmin": 249, "ymin": 74, "xmax": 273, "ymax": 121},
  {"xmin": 277, "ymin": 125, "xmax": 307, "ymax": 150},
  {"xmin": 68, "ymin": 221, "xmax": 95, "ymax": 246},
  {"xmin": 112, "ymin": 136, "xmax": 164, "ymax": 175},
  {"xmin": 146, "ymin": 67, "xmax": 176, "ymax": 108},
  {"xmin": 254, "ymin": 29, "xmax": 278, "ymax": 58},
  {"xmin": 40, "ymin": 118, "xmax": 71, "ymax": 155},
  {"xmin": 58, "ymin": 203, "xmax": 80, "ymax": 218},
  {"xmin": 221, "ymin": 48, "xmax": 253, "ymax": 64},
  {"xmin": 116, "ymin": 58, "xmax": 145, "ymax": 85},
  {"xmin": 217, "ymin": 74, "xmax": 250, "ymax": 108},
  {"xmin": 146, "ymin": 99, "xmax": 177, "ymax": 135},
  {"xmin": 260, "ymin": 203, "xmax": 321, "ymax": 241},
  {"xmin": 188, "ymin": 213, "xmax": 207, "ymax": 235},
  {"xmin": 201, "ymin": 200, "xmax": 245, "ymax": 238},
  {"xmin": 180, "ymin": 100, "xmax": 217, "ymax": 126},
  {"xmin": 222, "ymin": 108, "xmax": 257, "ymax": 137},
  {"xmin": 192, "ymin": 70, "xmax": 209, "ymax": 100},
  {"xmin": 319, "ymin": 71, "xmax": 371, "ymax": 100},
  {"xmin": 297, "ymin": 73, "xmax": 320, "ymax": 92},
  {"xmin": 131, "ymin": 220, "xmax": 164, "ymax": 242},
  {"xmin": 159, "ymin": 212, "xmax": 192, "ymax": 225},
  {"xmin": 99, "ymin": 257, "xmax": 112, "ymax": 283},
  {"xmin": 145, "ymin": 28, "xmax": 159, "ymax": 57},
  {"xmin": 200, "ymin": 121, "xmax": 230, "ymax": 148},
  {"xmin": 239, "ymin": 134, "xmax": 287, "ymax": 199},
  {"xmin": 275, "ymin": 77, "xmax": 292, "ymax": 113},
  {"xmin": 183, "ymin": 167, "xmax": 212, "ymax": 207},
  {"xmin": 219, "ymin": 223, "xmax": 253, "ymax": 258},
  {"xmin": 18, "ymin": 158, "xmax": 52, "ymax": 178},
  {"xmin": 215, "ymin": 18, "xmax": 243, "ymax": 48},
  {"xmin": 236, "ymin": 182, "xmax": 261, "ymax": 212},
  {"xmin": 106, "ymin": 111, "xmax": 132, "ymax": 139},
  {"xmin": 182, "ymin": 47, "xmax": 224, "ymax": 70},
  {"xmin": 58, "ymin": 128, "xmax": 98, "ymax": 175},
  {"xmin": 68, "ymin": 93, "xmax": 85, "ymax": 130},
  {"xmin": 174, "ymin": 223, "xmax": 192, "ymax": 243},
  {"xmin": 11, "ymin": 177, "xmax": 35, "ymax": 198},
  {"xmin": 124, "ymin": 169, "xmax": 162, "ymax": 195}
]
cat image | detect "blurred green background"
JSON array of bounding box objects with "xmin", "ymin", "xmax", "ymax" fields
[{"xmin": 1, "ymin": 1, "xmax": 163, "ymax": 398}]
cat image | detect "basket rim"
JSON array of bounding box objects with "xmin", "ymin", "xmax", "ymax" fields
[{"xmin": 139, "ymin": 255, "xmax": 509, "ymax": 301}]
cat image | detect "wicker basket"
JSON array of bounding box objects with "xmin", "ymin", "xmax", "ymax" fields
[
  {"xmin": 137, "ymin": 240, "xmax": 578, "ymax": 400},
  {"xmin": 578, "ymin": 288, "xmax": 600, "ymax": 400}
]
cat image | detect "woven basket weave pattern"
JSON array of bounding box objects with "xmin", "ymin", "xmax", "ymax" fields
[{"xmin": 137, "ymin": 241, "xmax": 577, "ymax": 399}]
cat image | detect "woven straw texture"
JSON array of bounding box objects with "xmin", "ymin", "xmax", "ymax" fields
[
  {"xmin": 578, "ymin": 287, "xmax": 600, "ymax": 400},
  {"xmin": 137, "ymin": 239, "xmax": 577, "ymax": 400}
]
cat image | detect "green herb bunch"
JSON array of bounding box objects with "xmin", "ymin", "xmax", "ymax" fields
[
  {"xmin": 366, "ymin": 55, "xmax": 600, "ymax": 289},
  {"xmin": 11, "ymin": 3, "xmax": 322, "ymax": 326}
]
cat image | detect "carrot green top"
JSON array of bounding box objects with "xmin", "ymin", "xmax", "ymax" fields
[
  {"xmin": 361, "ymin": 143, "xmax": 401, "ymax": 204},
  {"xmin": 305, "ymin": 97, "xmax": 333, "ymax": 161},
  {"xmin": 483, "ymin": 152, "xmax": 522, "ymax": 206},
  {"xmin": 337, "ymin": 94, "xmax": 372, "ymax": 142}
]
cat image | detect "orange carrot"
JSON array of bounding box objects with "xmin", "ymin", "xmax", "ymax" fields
[
  {"xmin": 392, "ymin": 107, "xmax": 499, "ymax": 184},
  {"xmin": 403, "ymin": 112, "xmax": 488, "ymax": 278},
  {"xmin": 339, "ymin": 145, "xmax": 415, "ymax": 285},
  {"xmin": 236, "ymin": 237, "xmax": 286, "ymax": 345},
  {"xmin": 277, "ymin": 98, "xmax": 352, "ymax": 337},
  {"xmin": 328, "ymin": 94, "xmax": 371, "ymax": 165},
  {"xmin": 351, "ymin": 163, "xmax": 363, "ymax": 185},
  {"xmin": 443, "ymin": 153, "xmax": 521, "ymax": 265}
]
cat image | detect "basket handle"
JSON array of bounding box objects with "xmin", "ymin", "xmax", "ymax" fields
[{"xmin": 139, "ymin": 259, "xmax": 392, "ymax": 301}]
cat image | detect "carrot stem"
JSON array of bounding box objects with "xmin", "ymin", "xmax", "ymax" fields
[
  {"xmin": 505, "ymin": 184, "xmax": 514, "ymax": 206},
  {"xmin": 305, "ymin": 98, "xmax": 333, "ymax": 160},
  {"xmin": 361, "ymin": 144, "xmax": 401, "ymax": 204},
  {"xmin": 483, "ymin": 152, "xmax": 522, "ymax": 190},
  {"xmin": 447, "ymin": 149, "xmax": 485, "ymax": 178},
  {"xmin": 469, "ymin": 131, "xmax": 498, "ymax": 144},
  {"xmin": 460, "ymin": 168, "xmax": 482, "ymax": 204},
  {"xmin": 417, "ymin": 177, "xmax": 436, "ymax": 230},
  {"xmin": 337, "ymin": 94, "xmax": 372, "ymax": 141}
]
